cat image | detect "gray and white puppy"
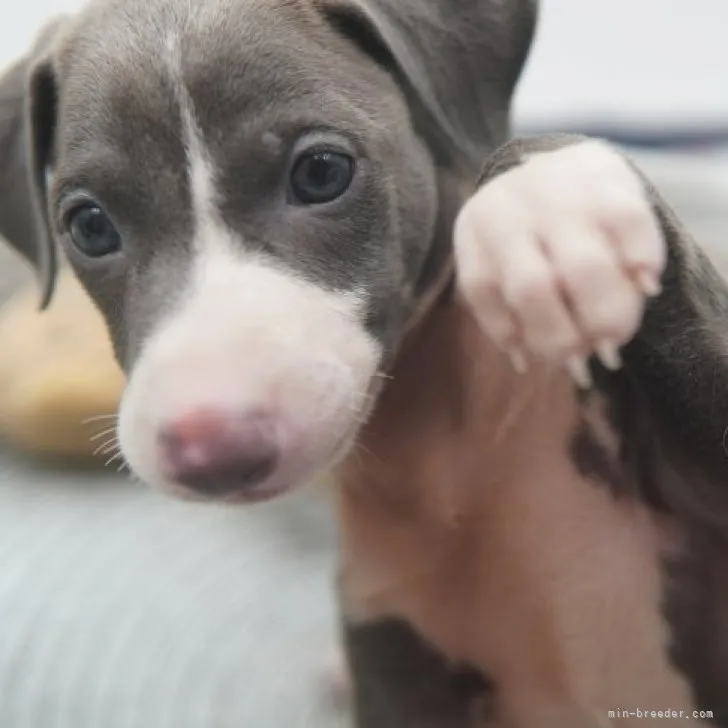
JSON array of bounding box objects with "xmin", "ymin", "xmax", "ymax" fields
[
  {"xmin": 1, "ymin": 0, "xmax": 728, "ymax": 725},
  {"xmin": 0, "ymin": 0, "xmax": 531, "ymax": 497}
]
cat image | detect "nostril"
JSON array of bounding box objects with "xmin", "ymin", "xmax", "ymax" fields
[{"xmin": 157, "ymin": 409, "xmax": 279, "ymax": 496}]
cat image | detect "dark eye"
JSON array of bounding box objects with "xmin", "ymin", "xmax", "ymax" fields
[
  {"xmin": 289, "ymin": 150, "xmax": 355, "ymax": 205},
  {"xmin": 66, "ymin": 205, "xmax": 122, "ymax": 258}
]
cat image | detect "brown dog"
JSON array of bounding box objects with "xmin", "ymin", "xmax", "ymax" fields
[{"xmin": 1, "ymin": 1, "xmax": 727, "ymax": 725}]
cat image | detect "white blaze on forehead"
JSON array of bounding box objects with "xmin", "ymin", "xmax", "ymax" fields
[
  {"xmin": 163, "ymin": 28, "xmax": 229, "ymax": 254},
  {"xmin": 180, "ymin": 104, "xmax": 224, "ymax": 251}
]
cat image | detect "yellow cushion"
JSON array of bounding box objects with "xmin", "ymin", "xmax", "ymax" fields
[{"xmin": 0, "ymin": 269, "xmax": 125, "ymax": 462}]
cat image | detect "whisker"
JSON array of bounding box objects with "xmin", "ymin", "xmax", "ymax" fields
[
  {"xmin": 82, "ymin": 413, "xmax": 119, "ymax": 426},
  {"xmin": 89, "ymin": 426, "xmax": 118, "ymax": 442},
  {"xmin": 354, "ymin": 441, "xmax": 385, "ymax": 471},
  {"xmin": 105, "ymin": 452, "xmax": 124, "ymax": 468},
  {"xmin": 373, "ymin": 371, "xmax": 394, "ymax": 381},
  {"xmin": 92, "ymin": 438, "xmax": 118, "ymax": 457}
]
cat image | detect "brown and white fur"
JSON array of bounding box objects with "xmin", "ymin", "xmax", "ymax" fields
[{"xmin": 1, "ymin": 1, "xmax": 727, "ymax": 725}]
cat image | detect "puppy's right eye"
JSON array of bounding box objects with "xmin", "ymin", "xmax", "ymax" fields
[
  {"xmin": 289, "ymin": 149, "xmax": 355, "ymax": 205},
  {"xmin": 66, "ymin": 205, "xmax": 122, "ymax": 258}
]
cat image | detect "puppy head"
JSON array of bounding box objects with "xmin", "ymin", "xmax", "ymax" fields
[{"xmin": 0, "ymin": 0, "xmax": 536, "ymax": 502}]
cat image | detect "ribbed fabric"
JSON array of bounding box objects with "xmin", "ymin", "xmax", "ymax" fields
[{"xmin": 0, "ymin": 453, "xmax": 347, "ymax": 728}]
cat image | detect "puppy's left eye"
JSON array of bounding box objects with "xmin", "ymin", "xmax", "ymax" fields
[
  {"xmin": 65, "ymin": 205, "xmax": 122, "ymax": 258},
  {"xmin": 289, "ymin": 150, "xmax": 354, "ymax": 205}
]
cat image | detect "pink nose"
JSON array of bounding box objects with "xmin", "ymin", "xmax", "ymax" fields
[{"xmin": 157, "ymin": 409, "xmax": 278, "ymax": 496}]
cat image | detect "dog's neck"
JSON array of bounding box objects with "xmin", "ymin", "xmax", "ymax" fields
[
  {"xmin": 339, "ymin": 295, "xmax": 539, "ymax": 513},
  {"xmin": 333, "ymin": 294, "xmax": 576, "ymax": 622}
]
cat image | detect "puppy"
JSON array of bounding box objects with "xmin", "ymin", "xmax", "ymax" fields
[{"xmin": 1, "ymin": 0, "xmax": 727, "ymax": 725}]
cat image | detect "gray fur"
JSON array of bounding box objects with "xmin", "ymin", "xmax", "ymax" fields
[
  {"xmin": 0, "ymin": 16, "xmax": 66, "ymax": 303},
  {"xmin": 0, "ymin": 0, "xmax": 535, "ymax": 368}
]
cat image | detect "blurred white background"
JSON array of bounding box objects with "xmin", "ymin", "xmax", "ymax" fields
[{"xmin": 1, "ymin": 0, "xmax": 727, "ymax": 130}]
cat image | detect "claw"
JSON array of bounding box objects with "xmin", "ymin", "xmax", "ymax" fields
[
  {"xmin": 634, "ymin": 268, "xmax": 662, "ymax": 297},
  {"xmin": 567, "ymin": 355, "xmax": 592, "ymax": 389},
  {"xmin": 508, "ymin": 347, "xmax": 528, "ymax": 374},
  {"xmin": 596, "ymin": 341, "xmax": 622, "ymax": 371}
]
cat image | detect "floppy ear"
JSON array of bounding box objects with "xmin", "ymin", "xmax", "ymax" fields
[
  {"xmin": 316, "ymin": 0, "xmax": 537, "ymax": 171},
  {"xmin": 0, "ymin": 18, "xmax": 67, "ymax": 308}
]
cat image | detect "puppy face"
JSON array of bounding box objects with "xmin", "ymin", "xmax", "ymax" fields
[
  {"xmin": 48, "ymin": 0, "xmax": 442, "ymax": 500},
  {"xmin": 0, "ymin": 0, "xmax": 535, "ymax": 501}
]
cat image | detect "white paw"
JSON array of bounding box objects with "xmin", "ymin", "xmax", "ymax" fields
[{"xmin": 454, "ymin": 140, "xmax": 666, "ymax": 387}]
